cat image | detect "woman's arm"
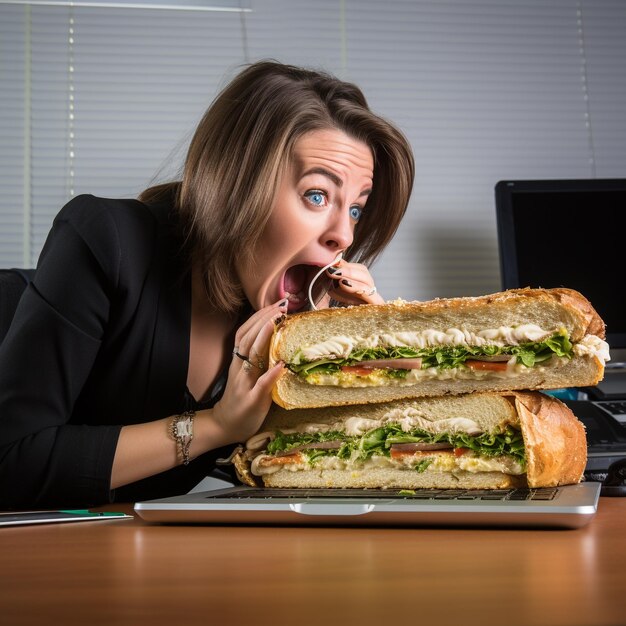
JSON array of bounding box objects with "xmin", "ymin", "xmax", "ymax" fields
[{"xmin": 110, "ymin": 299, "xmax": 287, "ymax": 489}]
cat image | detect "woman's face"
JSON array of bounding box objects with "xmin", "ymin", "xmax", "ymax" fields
[{"xmin": 237, "ymin": 128, "xmax": 374, "ymax": 313}]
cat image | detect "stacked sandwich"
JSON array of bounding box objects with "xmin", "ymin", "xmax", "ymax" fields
[{"xmin": 233, "ymin": 288, "xmax": 610, "ymax": 491}]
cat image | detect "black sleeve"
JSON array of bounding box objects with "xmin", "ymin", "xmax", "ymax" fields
[{"xmin": 0, "ymin": 195, "xmax": 124, "ymax": 509}]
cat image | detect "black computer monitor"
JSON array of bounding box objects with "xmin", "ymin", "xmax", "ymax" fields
[{"xmin": 495, "ymin": 178, "xmax": 625, "ymax": 364}]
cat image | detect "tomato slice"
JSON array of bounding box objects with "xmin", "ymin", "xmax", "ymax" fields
[
  {"xmin": 465, "ymin": 359, "xmax": 509, "ymax": 372},
  {"xmin": 262, "ymin": 453, "xmax": 304, "ymax": 467},
  {"xmin": 454, "ymin": 447, "xmax": 469, "ymax": 457},
  {"xmin": 390, "ymin": 449, "xmax": 420, "ymax": 459},
  {"xmin": 390, "ymin": 448, "xmax": 454, "ymax": 460}
]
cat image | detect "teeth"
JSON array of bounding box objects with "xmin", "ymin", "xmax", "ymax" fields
[{"xmin": 288, "ymin": 291, "xmax": 306, "ymax": 303}]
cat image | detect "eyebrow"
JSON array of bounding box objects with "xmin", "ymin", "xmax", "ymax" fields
[{"xmin": 302, "ymin": 166, "xmax": 372, "ymax": 198}]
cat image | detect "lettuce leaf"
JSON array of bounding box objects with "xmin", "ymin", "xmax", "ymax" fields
[
  {"xmin": 289, "ymin": 329, "xmax": 572, "ymax": 377},
  {"xmin": 264, "ymin": 424, "xmax": 526, "ymax": 469}
]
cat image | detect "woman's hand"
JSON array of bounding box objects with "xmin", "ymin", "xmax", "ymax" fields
[
  {"xmin": 324, "ymin": 258, "xmax": 385, "ymax": 306},
  {"xmin": 209, "ymin": 298, "xmax": 288, "ymax": 445}
]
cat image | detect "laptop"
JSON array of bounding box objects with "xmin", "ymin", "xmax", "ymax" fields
[
  {"xmin": 495, "ymin": 178, "xmax": 626, "ymax": 477},
  {"xmin": 134, "ymin": 478, "xmax": 601, "ymax": 529}
]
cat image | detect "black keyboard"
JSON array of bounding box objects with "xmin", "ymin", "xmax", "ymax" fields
[
  {"xmin": 206, "ymin": 487, "xmax": 559, "ymax": 502},
  {"xmin": 593, "ymin": 400, "xmax": 626, "ymax": 424},
  {"xmin": 564, "ymin": 400, "xmax": 626, "ymax": 447}
]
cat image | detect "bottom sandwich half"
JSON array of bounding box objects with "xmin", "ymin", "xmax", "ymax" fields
[{"xmin": 232, "ymin": 391, "xmax": 587, "ymax": 490}]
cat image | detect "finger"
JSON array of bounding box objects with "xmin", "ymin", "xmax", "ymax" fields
[
  {"xmin": 240, "ymin": 366, "xmax": 286, "ymax": 428},
  {"xmin": 211, "ymin": 362, "xmax": 286, "ymax": 444},
  {"xmin": 353, "ymin": 283, "xmax": 384, "ymax": 304},
  {"xmin": 235, "ymin": 297, "xmax": 288, "ymax": 338},
  {"xmin": 326, "ymin": 260, "xmax": 383, "ymax": 305},
  {"xmin": 254, "ymin": 360, "xmax": 286, "ymax": 394},
  {"xmin": 326, "ymin": 260, "xmax": 372, "ymax": 284},
  {"xmin": 227, "ymin": 361, "xmax": 285, "ymax": 419},
  {"xmin": 234, "ymin": 298, "xmax": 288, "ymax": 355},
  {"xmin": 245, "ymin": 313, "xmax": 280, "ymax": 373},
  {"xmin": 233, "ymin": 303, "xmax": 287, "ymax": 379},
  {"xmin": 329, "ymin": 277, "xmax": 384, "ymax": 305},
  {"xmin": 239, "ymin": 307, "xmax": 284, "ymax": 358}
]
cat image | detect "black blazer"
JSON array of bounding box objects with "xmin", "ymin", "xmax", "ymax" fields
[
  {"xmin": 0, "ymin": 195, "xmax": 231, "ymax": 508},
  {"xmin": 0, "ymin": 269, "xmax": 36, "ymax": 344}
]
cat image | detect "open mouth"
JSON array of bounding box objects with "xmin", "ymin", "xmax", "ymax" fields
[{"xmin": 282, "ymin": 264, "xmax": 330, "ymax": 313}]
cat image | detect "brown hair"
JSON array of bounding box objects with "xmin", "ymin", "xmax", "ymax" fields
[{"xmin": 140, "ymin": 60, "xmax": 414, "ymax": 314}]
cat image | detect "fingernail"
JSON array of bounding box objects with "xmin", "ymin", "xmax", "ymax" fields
[
  {"xmin": 341, "ymin": 279, "xmax": 352, "ymax": 287},
  {"xmin": 327, "ymin": 267, "xmax": 342, "ymax": 275},
  {"xmin": 278, "ymin": 298, "xmax": 288, "ymax": 308}
]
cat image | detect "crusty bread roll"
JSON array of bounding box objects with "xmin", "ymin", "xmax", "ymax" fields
[
  {"xmin": 270, "ymin": 287, "xmax": 608, "ymax": 410},
  {"xmin": 233, "ymin": 392, "xmax": 587, "ymax": 490}
]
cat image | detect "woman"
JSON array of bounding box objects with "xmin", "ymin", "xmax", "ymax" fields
[{"xmin": 0, "ymin": 60, "xmax": 414, "ymax": 508}]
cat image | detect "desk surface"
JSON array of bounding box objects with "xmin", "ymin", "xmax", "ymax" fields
[{"xmin": 1, "ymin": 498, "xmax": 625, "ymax": 626}]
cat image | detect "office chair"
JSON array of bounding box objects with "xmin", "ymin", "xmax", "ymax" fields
[{"xmin": 0, "ymin": 268, "xmax": 35, "ymax": 344}]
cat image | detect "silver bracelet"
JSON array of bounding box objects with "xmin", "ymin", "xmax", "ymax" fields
[{"xmin": 170, "ymin": 411, "xmax": 195, "ymax": 465}]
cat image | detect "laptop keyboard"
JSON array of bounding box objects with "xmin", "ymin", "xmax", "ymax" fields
[
  {"xmin": 593, "ymin": 400, "xmax": 626, "ymax": 424},
  {"xmin": 206, "ymin": 488, "xmax": 558, "ymax": 501}
]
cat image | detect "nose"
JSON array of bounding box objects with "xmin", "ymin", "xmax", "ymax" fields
[{"xmin": 322, "ymin": 206, "xmax": 354, "ymax": 251}]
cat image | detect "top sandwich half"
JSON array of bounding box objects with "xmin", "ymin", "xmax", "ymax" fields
[{"xmin": 270, "ymin": 287, "xmax": 609, "ymax": 409}]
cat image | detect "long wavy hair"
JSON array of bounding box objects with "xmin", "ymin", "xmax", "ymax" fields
[{"xmin": 140, "ymin": 60, "xmax": 414, "ymax": 314}]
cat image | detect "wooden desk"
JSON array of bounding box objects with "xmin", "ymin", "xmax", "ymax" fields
[{"xmin": 1, "ymin": 498, "xmax": 625, "ymax": 626}]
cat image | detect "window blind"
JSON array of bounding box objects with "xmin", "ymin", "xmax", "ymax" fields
[
  {"xmin": 9, "ymin": 5, "xmax": 249, "ymax": 267},
  {"xmin": 0, "ymin": 5, "xmax": 28, "ymax": 266},
  {"xmin": 581, "ymin": 0, "xmax": 626, "ymax": 177}
]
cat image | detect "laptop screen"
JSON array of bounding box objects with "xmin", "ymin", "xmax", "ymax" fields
[{"xmin": 495, "ymin": 178, "xmax": 625, "ymax": 361}]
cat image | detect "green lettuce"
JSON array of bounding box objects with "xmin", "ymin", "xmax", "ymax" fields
[
  {"xmin": 265, "ymin": 423, "xmax": 526, "ymax": 470},
  {"xmin": 288, "ymin": 330, "xmax": 572, "ymax": 377}
]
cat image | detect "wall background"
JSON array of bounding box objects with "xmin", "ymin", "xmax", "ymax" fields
[{"xmin": 1, "ymin": 0, "xmax": 624, "ymax": 301}]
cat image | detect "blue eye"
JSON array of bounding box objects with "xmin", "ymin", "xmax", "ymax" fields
[
  {"xmin": 305, "ymin": 191, "xmax": 326, "ymax": 207},
  {"xmin": 349, "ymin": 205, "xmax": 363, "ymax": 222}
]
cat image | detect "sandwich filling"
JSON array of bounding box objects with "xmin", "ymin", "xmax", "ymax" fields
[
  {"xmin": 287, "ymin": 324, "xmax": 609, "ymax": 387},
  {"xmin": 245, "ymin": 408, "xmax": 526, "ymax": 478}
]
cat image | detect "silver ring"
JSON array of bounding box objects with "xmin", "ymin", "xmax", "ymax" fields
[
  {"xmin": 236, "ymin": 350, "xmax": 265, "ymax": 373},
  {"xmin": 232, "ymin": 349, "xmax": 249, "ymax": 361}
]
